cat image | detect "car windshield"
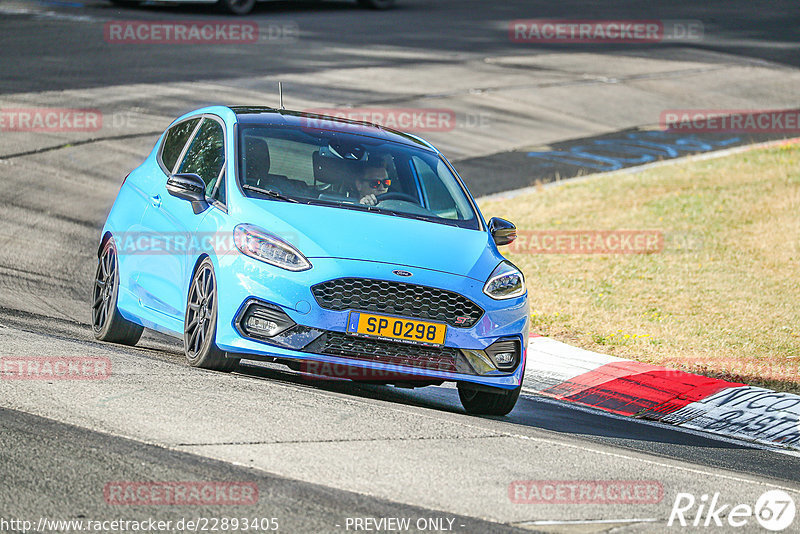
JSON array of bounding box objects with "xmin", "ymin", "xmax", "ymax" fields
[{"xmin": 237, "ymin": 125, "xmax": 480, "ymax": 229}]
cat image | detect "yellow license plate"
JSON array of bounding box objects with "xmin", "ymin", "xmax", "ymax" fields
[{"xmin": 346, "ymin": 312, "xmax": 447, "ymax": 346}]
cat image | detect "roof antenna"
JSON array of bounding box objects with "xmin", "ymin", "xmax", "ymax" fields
[{"xmin": 278, "ymin": 82, "xmax": 285, "ymax": 110}]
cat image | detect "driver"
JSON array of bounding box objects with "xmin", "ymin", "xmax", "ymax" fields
[{"xmin": 353, "ymin": 162, "xmax": 391, "ymax": 206}]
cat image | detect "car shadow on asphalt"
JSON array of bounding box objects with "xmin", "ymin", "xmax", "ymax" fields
[
  {"xmin": 236, "ymin": 359, "xmax": 467, "ymax": 414},
  {"xmin": 235, "ymin": 358, "xmax": 744, "ymax": 449},
  {"xmin": 236, "ymin": 364, "xmax": 800, "ymax": 484}
]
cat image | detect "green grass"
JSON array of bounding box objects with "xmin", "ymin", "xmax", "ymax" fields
[{"xmin": 479, "ymin": 141, "xmax": 800, "ymax": 393}]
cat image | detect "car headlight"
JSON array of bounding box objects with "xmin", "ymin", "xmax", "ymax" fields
[
  {"xmin": 234, "ymin": 224, "xmax": 311, "ymax": 272},
  {"xmin": 483, "ymin": 261, "xmax": 526, "ymax": 300}
]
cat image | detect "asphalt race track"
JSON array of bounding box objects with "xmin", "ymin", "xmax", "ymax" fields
[{"xmin": 1, "ymin": 1, "xmax": 800, "ymax": 532}]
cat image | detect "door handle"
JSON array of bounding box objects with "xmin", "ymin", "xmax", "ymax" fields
[{"xmin": 150, "ymin": 194, "xmax": 162, "ymax": 208}]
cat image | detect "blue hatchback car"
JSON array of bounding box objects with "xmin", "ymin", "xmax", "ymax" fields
[{"xmin": 93, "ymin": 105, "xmax": 528, "ymax": 415}]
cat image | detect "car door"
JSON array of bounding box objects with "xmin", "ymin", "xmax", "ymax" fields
[
  {"xmin": 136, "ymin": 116, "xmax": 226, "ymax": 333},
  {"xmin": 121, "ymin": 116, "xmax": 200, "ymax": 316}
]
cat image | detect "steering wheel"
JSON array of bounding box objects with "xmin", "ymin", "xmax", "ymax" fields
[{"xmin": 375, "ymin": 192, "xmax": 418, "ymax": 203}]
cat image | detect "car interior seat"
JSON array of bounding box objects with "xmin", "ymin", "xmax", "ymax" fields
[
  {"xmin": 243, "ymin": 137, "xmax": 309, "ymax": 196},
  {"xmin": 312, "ymin": 151, "xmax": 367, "ymax": 202}
]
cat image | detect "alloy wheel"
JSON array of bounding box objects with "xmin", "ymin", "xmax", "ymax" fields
[
  {"xmin": 92, "ymin": 246, "xmax": 117, "ymax": 331},
  {"xmin": 186, "ymin": 264, "xmax": 216, "ymax": 358}
]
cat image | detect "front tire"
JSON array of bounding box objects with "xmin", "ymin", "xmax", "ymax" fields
[
  {"xmin": 218, "ymin": 0, "xmax": 256, "ymax": 15},
  {"xmin": 458, "ymin": 383, "xmax": 521, "ymax": 416},
  {"xmin": 92, "ymin": 239, "xmax": 144, "ymax": 345},
  {"xmin": 184, "ymin": 259, "xmax": 239, "ymax": 372}
]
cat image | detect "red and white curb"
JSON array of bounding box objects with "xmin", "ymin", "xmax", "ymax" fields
[{"xmin": 524, "ymin": 336, "xmax": 800, "ymax": 452}]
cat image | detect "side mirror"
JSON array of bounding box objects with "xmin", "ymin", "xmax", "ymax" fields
[
  {"xmin": 488, "ymin": 217, "xmax": 517, "ymax": 246},
  {"xmin": 167, "ymin": 173, "xmax": 208, "ymax": 214}
]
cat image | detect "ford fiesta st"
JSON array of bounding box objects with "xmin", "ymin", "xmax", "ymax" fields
[{"xmin": 93, "ymin": 105, "xmax": 528, "ymax": 415}]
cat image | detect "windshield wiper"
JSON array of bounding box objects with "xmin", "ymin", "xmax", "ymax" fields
[
  {"xmin": 302, "ymin": 197, "xmax": 464, "ymax": 227},
  {"xmin": 363, "ymin": 206, "xmax": 462, "ymax": 227},
  {"xmin": 242, "ymin": 184, "xmax": 299, "ymax": 203},
  {"xmin": 393, "ymin": 211, "xmax": 461, "ymax": 227}
]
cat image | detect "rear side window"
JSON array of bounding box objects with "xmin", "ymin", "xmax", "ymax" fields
[
  {"xmin": 160, "ymin": 118, "xmax": 200, "ymax": 172},
  {"xmin": 177, "ymin": 118, "xmax": 225, "ymax": 195}
]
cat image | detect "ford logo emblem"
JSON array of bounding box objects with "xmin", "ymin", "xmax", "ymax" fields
[{"xmin": 392, "ymin": 270, "xmax": 413, "ymax": 277}]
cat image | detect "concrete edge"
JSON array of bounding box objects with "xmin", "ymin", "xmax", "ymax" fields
[{"xmin": 525, "ymin": 336, "xmax": 800, "ymax": 453}]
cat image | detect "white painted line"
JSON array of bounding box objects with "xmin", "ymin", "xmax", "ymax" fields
[
  {"xmin": 505, "ymin": 430, "xmax": 800, "ymax": 494},
  {"xmin": 517, "ymin": 518, "xmax": 659, "ymax": 526}
]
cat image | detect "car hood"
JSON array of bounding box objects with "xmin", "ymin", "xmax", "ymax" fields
[{"xmin": 239, "ymin": 200, "xmax": 501, "ymax": 281}]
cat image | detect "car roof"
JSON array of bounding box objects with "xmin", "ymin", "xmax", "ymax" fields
[{"xmin": 230, "ymin": 106, "xmax": 438, "ymax": 153}]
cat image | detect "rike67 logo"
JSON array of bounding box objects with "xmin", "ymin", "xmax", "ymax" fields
[{"xmin": 668, "ymin": 490, "xmax": 796, "ymax": 531}]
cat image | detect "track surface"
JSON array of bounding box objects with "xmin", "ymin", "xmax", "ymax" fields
[{"xmin": 1, "ymin": 1, "xmax": 800, "ymax": 532}]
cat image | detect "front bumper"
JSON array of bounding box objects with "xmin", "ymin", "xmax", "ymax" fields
[{"xmin": 213, "ymin": 254, "xmax": 529, "ymax": 389}]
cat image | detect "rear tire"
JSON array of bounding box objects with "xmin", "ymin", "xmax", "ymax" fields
[
  {"xmin": 184, "ymin": 259, "xmax": 239, "ymax": 372},
  {"xmin": 356, "ymin": 0, "xmax": 395, "ymax": 9},
  {"xmin": 458, "ymin": 383, "xmax": 521, "ymax": 416},
  {"xmin": 218, "ymin": 0, "xmax": 256, "ymax": 15},
  {"xmin": 92, "ymin": 239, "xmax": 144, "ymax": 345}
]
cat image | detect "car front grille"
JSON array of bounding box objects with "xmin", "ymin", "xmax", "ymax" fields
[
  {"xmin": 310, "ymin": 278, "xmax": 484, "ymax": 328},
  {"xmin": 305, "ymin": 331, "xmax": 461, "ymax": 373}
]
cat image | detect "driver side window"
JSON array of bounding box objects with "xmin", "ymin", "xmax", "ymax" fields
[
  {"xmin": 412, "ymin": 156, "xmax": 459, "ymax": 217},
  {"xmin": 177, "ymin": 118, "xmax": 225, "ymax": 197}
]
